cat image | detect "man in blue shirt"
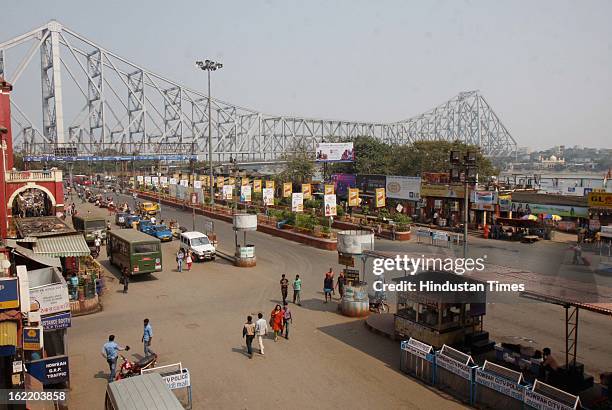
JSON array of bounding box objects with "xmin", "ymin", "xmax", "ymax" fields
[
  {"xmin": 142, "ymin": 319, "xmax": 154, "ymax": 357},
  {"xmin": 101, "ymin": 335, "xmax": 127, "ymax": 382}
]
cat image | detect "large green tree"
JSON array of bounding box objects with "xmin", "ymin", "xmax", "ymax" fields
[
  {"xmin": 392, "ymin": 140, "xmax": 498, "ymax": 180},
  {"xmin": 330, "ymin": 136, "xmax": 394, "ymax": 175},
  {"xmin": 277, "ymin": 151, "xmax": 315, "ymax": 185}
]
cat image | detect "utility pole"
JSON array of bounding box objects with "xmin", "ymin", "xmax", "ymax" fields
[{"xmin": 450, "ymin": 150, "xmax": 478, "ymax": 258}]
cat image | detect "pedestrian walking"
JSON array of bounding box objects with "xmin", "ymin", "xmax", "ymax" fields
[
  {"xmin": 282, "ymin": 302, "xmax": 292, "ymax": 339},
  {"xmin": 255, "ymin": 313, "xmax": 268, "ymax": 355},
  {"xmin": 122, "ymin": 266, "xmax": 130, "ymax": 293},
  {"xmin": 142, "ymin": 319, "xmax": 154, "ymax": 357},
  {"xmin": 292, "ymin": 274, "xmax": 302, "ymax": 305},
  {"xmin": 176, "ymin": 249, "xmax": 185, "ymax": 272},
  {"xmin": 323, "ymin": 273, "xmax": 334, "ymax": 303},
  {"xmin": 94, "ymin": 235, "xmax": 102, "ymax": 255},
  {"xmin": 186, "ymin": 251, "xmax": 193, "ymax": 271},
  {"xmin": 101, "ymin": 335, "xmax": 128, "ymax": 382},
  {"xmin": 242, "ymin": 315, "xmax": 256, "ymax": 358},
  {"xmin": 327, "ymin": 268, "xmax": 336, "ymax": 295},
  {"xmin": 280, "ymin": 274, "xmax": 289, "ymax": 304},
  {"xmin": 270, "ymin": 304, "xmax": 284, "ymax": 342},
  {"xmin": 336, "ymin": 270, "xmax": 346, "ymax": 299}
]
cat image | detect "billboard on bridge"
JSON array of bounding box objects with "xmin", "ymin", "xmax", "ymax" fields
[{"xmin": 315, "ymin": 143, "xmax": 355, "ymax": 162}]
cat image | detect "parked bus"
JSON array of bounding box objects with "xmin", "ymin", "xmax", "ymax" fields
[
  {"xmin": 106, "ymin": 229, "xmax": 162, "ymax": 275},
  {"xmin": 72, "ymin": 215, "xmax": 107, "ymax": 244}
]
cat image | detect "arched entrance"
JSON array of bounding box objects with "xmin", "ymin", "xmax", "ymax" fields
[{"xmin": 11, "ymin": 187, "xmax": 54, "ymax": 217}]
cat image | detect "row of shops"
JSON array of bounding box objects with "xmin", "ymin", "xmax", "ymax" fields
[{"xmin": 0, "ymin": 216, "xmax": 102, "ymax": 397}]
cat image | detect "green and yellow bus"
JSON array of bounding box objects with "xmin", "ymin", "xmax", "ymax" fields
[{"xmin": 107, "ymin": 229, "xmax": 162, "ymax": 275}]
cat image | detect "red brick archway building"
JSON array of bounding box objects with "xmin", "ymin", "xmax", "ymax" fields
[{"xmin": 0, "ymin": 80, "xmax": 64, "ymax": 238}]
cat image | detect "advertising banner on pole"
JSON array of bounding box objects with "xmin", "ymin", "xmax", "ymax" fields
[
  {"xmin": 376, "ymin": 188, "xmax": 386, "ymax": 208},
  {"xmin": 324, "ymin": 194, "xmax": 337, "ymax": 216},
  {"xmin": 222, "ymin": 185, "xmax": 233, "ymax": 200},
  {"xmin": 169, "ymin": 178, "xmax": 177, "ymax": 185},
  {"xmin": 228, "ymin": 177, "xmax": 236, "ymax": 186},
  {"xmin": 30, "ymin": 283, "xmax": 70, "ymax": 316},
  {"xmin": 241, "ymin": 178, "xmax": 249, "ymax": 186},
  {"xmin": 137, "ymin": 175, "xmax": 144, "ymax": 184},
  {"xmin": 283, "ymin": 183, "xmax": 292, "ymax": 198},
  {"xmin": 144, "ymin": 176, "xmax": 152, "ymax": 185},
  {"xmin": 240, "ymin": 185, "xmax": 252, "ymax": 202},
  {"xmin": 263, "ymin": 188, "xmax": 274, "ymax": 206},
  {"xmin": 180, "ymin": 179, "xmax": 188, "ymax": 187},
  {"xmin": 151, "ymin": 176, "xmax": 159, "ymax": 186},
  {"xmin": 324, "ymin": 184, "xmax": 334, "ymax": 195},
  {"xmin": 160, "ymin": 176, "xmax": 168, "ymax": 186},
  {"xmin": 302, "ymin": 184, "xmax": 312, "ymax": 199},
  {"xmin": 315, "ymin": 142, "xmax": 355, "ymax": 162},
  {"xmin": 217, "ymin": 176, "xmax": 224, "ymax": 188},
  {"xmin": 292, "ymin": 193, "xmax": 304, "ymax": 212},
  {"xmin": 194, "ymin": 180, "xmax": 202, "ymax": 189},
  {"xmin": 253, "ymin": 180, "xmax": 262, "ymax": 193},
  {"xmin": 266, "ymin": 180, "xmax": 275, "ymax": 190},
  {"xmin": 348, "ymin": 188, "xmax": 360, "ymax": 206}
]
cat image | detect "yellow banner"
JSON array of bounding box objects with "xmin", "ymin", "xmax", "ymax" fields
[
  {"xmin": 253, "ymin": 180, "xmax": 262, "ymax": 193},
  {"xmin": 588, "ymin": 192, "xmax": 612, "ymax": 208},
  {"xmin": 242, "ymin": 178, "xmax": 249, "ymax": 186},
  {"xmin": 283, "ymin": 182, "xmax": 292, "ymax": 198},
  {"xmin": 266, "ymin": 180, "xmax": 275, "ymax": 190},
  {"xmin": 348, "ymin": 188, "xmax": 360, "ymax": 206},
  {"xmin": 324, "ymin": 184, "xmax": 334, "ymax": 195},
  {"xmin": 376, "ymin": 188, "xmax": 386, "ymax": 208},
  {"xmin": 216, "ymin": 176, "xmax": 224, "ymax": 188},
  {"xmin": 420, "ymin": 184, "xmax": 466, "ymax": 199},
  {"xmin": 302, "ymin": 183, "xmax": 311, "ymax": 199},
  {"xmin": 228, "ymin": 177, "xmax": 236, "ymax": 186}
]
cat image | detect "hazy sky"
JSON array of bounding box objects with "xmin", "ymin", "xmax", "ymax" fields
[{"xmin": 3, "ymin": 0, "xmax": 611, "ymax": 150}]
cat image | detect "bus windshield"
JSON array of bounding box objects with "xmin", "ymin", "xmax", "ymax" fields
[{"xmin": 133, "ymin": 243, "xmax": 160, "ymax": 254}]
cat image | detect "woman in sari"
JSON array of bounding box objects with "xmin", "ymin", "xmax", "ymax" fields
[{"xmin": 270, "ymin": 304, "xmax": 284, "ymax": 341}]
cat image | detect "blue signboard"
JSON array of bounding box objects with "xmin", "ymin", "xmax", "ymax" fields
[
  {"xmin": 0, "ymin": 277, "xmax": 19, "ymax": 309},
  {"xmin": 27, "ymin": 355, "xmax": 70, "ymax": 385},
  {"xmin": 41, "ymin": 311, "xmax": 72, "ymax": 330},
  {"xmin": 23, "ymin": 327, "xmax": 42, "ymax": 350},
  {"xmin": 24, "ymin": 154, "xmax": 198, "ymax": 162}
]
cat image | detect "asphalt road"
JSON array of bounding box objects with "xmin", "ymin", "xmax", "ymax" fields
[{"xmin": 65, "ymin": 192, "xmax": 611, "ymax": 409}]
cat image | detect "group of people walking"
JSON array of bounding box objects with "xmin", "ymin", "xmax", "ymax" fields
[
  {"xmin": 101, "ymin": 318, "xmax": 154, "ymax": 382},
  {"xmin": 242, "ymin": 303, "xmax": 293, "ymax": 359},
  {"xmin": 323, "ymin": 268, "xmax": 346, "ymax": 303},
  {"xmin": 175, "ymin": 248, "xmax": 194, "ymax": 272}
]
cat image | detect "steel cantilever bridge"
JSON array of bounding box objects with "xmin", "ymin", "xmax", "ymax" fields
[{"xmin": 0, "ymin": 21, "xmax": 517, "ymax": 163}]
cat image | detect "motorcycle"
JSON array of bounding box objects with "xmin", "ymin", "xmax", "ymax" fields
[
  {"xmin": 368, "ymin": 292, "xmax": 390, "ymax": 314},
  {"xmin": 115, "ymin": 352, "xmax": 158, "ymax": 381},
  {"xmin": 90, "ymin": 247, "xmax": 100, "ymax": 259}
]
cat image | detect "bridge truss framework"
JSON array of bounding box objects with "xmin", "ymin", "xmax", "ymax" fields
[{"xmin": 0, "ymin": 21, "xmax": 517, "ymax": 162}]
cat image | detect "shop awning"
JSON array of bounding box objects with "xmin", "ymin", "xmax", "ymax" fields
[
  {"xmin": 12, "ymin": 245, "xmax": 62, "ymax": 268},
  {"xmin": 33, "ymin": 234, "xmax": 91, "ymax": 257}
]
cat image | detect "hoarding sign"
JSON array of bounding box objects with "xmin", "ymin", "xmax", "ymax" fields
[
  {"xmin": 266, "ymin": 180, "xmax": 275, "ymax": 190},
  {"xmin": 240, "ymin": 185, "xmax": 252, "ymax": 202},
  {"xmin": 217, "ymin": 176, "xmax": 224, "ymax": 188},
  {"xmin": 151, "ymin": 176, "xmax": 159, "ymax": 186},
  {"xmin": 302, "ymin": 184, "xmax": 312, "ymax": 199},
  {"xmin": 375, "ymin": 188, "xmax": 386, "ymax": 208},
  {"xmin": 357, "ymin": 175, "xmax": 386, "ymax": 194},
  {"xmin": 253, "ymin": 180, "xmax": 262, "ymax": 193},
  {"xmin": 421, "ymin": 184, "xmax": 466, "ymax": 198},
  {"xmin": 228, "ymin": 177, "xmax": 236, "ymax": 186},
  {"xmin": 471, "ymin": 191, "xmax": 498, "ymax": 211},
  {"xmin": 348, "ymin": 188, "xmax": 360, "ymax": 206},
  {"xmin": 524, "ymin": 388, "xmax": 577, "ymax": 410},
  {"xmin": 241, "ymin": 178, "xmax": 249, "ymax": 186},
  {"xmin": 30, "ymin": 283, "xmax": 70, "ymax": 316},
  {"xmin": 137, "ymin": 175, "xmax": 144, "ymax": 183},
  {"xmin": 160, "ymin": 176, "xmax": 168, "ymax": 186},
  {"xmin": 144, "ymin": 176, "xmax": 152, "ymax": 185},
  {"xmin": 324, "ymin": 184, "xmax": 334, "ymax": 195},
  {"xmin": 331, "ymin": 174, "xmax": 356, "ymax": 197},
  {"xmin": 169, "ymin": 178, "xmax": 177, "ymax": 185},
  {"xmin": 263, "ymin": 188, "xmax": 274, "ymax": 206},
  {"xmin": 315, "ymin": 142, "xmax": 355, "ymax": 162},
  {"xmin": 511, "ymin": 202, "xmax": 588, "ymax": 218},
  {"xmin": 180, "ymin": 179, "xmax": 188, "ymax": 187},
  {"xmin": 41, "ymin": 311, "xmax": 72, "ymax": 330},
  {"xmin": 324, "ymin": 194, "xmax": 337, "ymax": 216},
  {"xmin": 292, "ymin": 193, "xmax": 304, "ymax": 212},
  {"xmin": 588, "ymin": 192, "xmax": 612, "ymax": 208},
  {"xmin": 222, "ymin": 185, "xmax": 233, "ymax": 200},
  {"xmin": 0, "ymin": 277, "xmax": 19, "ymax": 309},
  {"xmin": 283, "ymin": 183, "xmax": 292, "ymax": 198},
  {"xmin": 343, "ymin": 268, "xmax": 360, "ymax": 284},
  {"xmin": 385, "ymin": 176, "xmax": 421, "ymax": 200},
  {"xmin": 28, "ymin": 356, "xmax": 70, "ymax": 385},
  {"xmin": 435, "ymin": 352, "xmax": 473, "ymax": 380}
]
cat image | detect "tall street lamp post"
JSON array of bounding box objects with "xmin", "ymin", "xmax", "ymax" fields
[
  {"xmin": 195, "ymin": 59, "xmax": 223, "ymax": 206},
  {"xmin": 450, "ymin": 150, "xmax": 478, "ymax": 258}
]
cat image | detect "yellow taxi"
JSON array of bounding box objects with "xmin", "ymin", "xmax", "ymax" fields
[{"xmin": 139, "ymin": 202, "xmax": 159, "ymax": 216}]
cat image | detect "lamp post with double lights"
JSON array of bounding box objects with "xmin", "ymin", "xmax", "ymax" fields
[
  {"xmin": 450, "ymin": 150, "xmax": 478, "ymax": 258},
  {"xmin": 195, "ymin": 59, "xmax": 223, "ymax": 206}
]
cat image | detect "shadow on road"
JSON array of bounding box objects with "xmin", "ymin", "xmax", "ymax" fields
[{"xmin": 296, "ymin": 298, "xmax": 342, "ymax": 313}]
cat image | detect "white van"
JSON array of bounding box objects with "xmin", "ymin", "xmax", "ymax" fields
[{"xmin": 180, "ymin": 231, "xmax": 216, "ymax": 261}]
